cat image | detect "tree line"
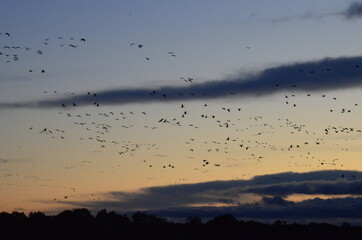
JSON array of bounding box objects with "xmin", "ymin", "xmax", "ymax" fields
[{"xmin": 0, "ymin": 208, "xmax": 361, "ymax": 239}]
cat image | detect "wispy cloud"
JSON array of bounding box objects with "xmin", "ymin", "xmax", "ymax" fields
[
  {"xmin": 1, "ymin": 56, "xmax": 362, "ymax": 109},
  {"xmin": 271, "ymin": 12, "xmax": 331, "ymax": 24},
  {"xmin": 271, "ymin": 1, "xmax": 362, "ymax": 23},
  {"xmin": 54, "ymin": 170, "xmax": 362, "ymax": 222}
]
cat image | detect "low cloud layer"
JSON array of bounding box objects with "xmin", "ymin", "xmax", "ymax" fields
[
  {"xmin": 57, "ymin": 170, "xmax": 362, "ymax": 223},
  {"xmin": 1, "ymin": 56, "xmax": 362, "ymax": 109},
  {"xmin": 150, "ymin": 197, "xmax": 362, "ymax": 224}
]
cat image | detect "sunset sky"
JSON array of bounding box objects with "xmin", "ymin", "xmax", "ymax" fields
[{"xmin": 1, "ymin": 0, "xmax": 362, "ymax": 223}]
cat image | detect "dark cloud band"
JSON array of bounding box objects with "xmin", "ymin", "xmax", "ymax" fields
[
  {"xmin": 1, "ymin": 56, "xmax": 362, "ymax": 109},
  {"xmin": 52, "ymin": 170, "xmax": 362, "ymax": 223}
]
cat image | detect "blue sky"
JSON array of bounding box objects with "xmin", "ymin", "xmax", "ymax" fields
[{"xmin": 1, "ymin": 0, "xmax": 362, "ymax": 223}]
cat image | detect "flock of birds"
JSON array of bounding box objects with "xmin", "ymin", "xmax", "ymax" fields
[
  {"xmin": 1, "ymin": 31, "xmax": 362, "ymax": 204},
  {"xmin": 1, "ymin": 32, "xmax": 86, "ymax": 72},
  {"xmin": 129, "ymin": 42, "xmax": 177, "ymax": 61},
  {"xmin": 33, "ymin": 77, "xmax": 361, "ymax": 172}
]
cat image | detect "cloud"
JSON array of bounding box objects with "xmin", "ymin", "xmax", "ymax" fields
[
  {"xmin": 51, "ymin": 170, "xmax": 362, "ymax": 223},
  {"xmin": 344, "ymin": 2, "xmax": 362, "ymax": 19},
  {"xmin": 260, "ymin": 196, "xmax": 294, "ymax": 206},
  {"xmin": 241, "ymin": 179, "xmax": 362, "ymax": 197},
  {"xmin": 1, "ymin": 56, "xmax": 362, "ymax": 109},
  {"xmin": 271, "ymin": 12, "xmax": 329, "ymax": 24},
  {"xmin": 270, "ymin": 2, "xmax": 362, "ymax": 23},
  {"xmin": 148, "ymin": 197, "xmax": 362, "ymax": 223},
  {"xmin": 0, "ymin": 159, "xmax": 8, "ymax": 163}
]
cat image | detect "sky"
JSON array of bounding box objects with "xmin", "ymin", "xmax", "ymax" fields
[{"xmin": 1, "ymin": 0, "xmax": 362, "ymax": 224}]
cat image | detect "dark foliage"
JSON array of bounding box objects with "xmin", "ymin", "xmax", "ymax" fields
[{"xmin": 0, "ymin": 208, "xmax": 361, "ymax": 240}]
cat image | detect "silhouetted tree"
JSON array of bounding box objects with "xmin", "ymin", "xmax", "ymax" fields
[
  {"xmin": 186, "ymin": 215, "xmax": 202, "ymax": 225},
  {"xmin": 131, "ymin": 211, "xmax": 167, "ymax": 224},
  {"xmin": 273, "ymin": 219, "xmax": 287, "ymax": 226},
  {"xmin": 55, "ymin": 208, "xmax": 94, "ymax": 239},
  {"xmin": 95, "ymin": 209, "xmax": 130, "ymax": 227},
  {"xmin": 57, "ymin": 208, "xmax": 93, "ymax": 224},
  {"xmin": 207, "ymin": 214, "xmax": 238, "ymax": 226}
]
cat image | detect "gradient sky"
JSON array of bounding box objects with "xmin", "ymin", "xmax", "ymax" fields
[{"xmin": 1, "ymin": 0, "xmax": 362, "ymax": 223}]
